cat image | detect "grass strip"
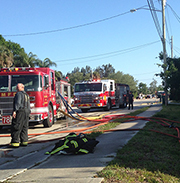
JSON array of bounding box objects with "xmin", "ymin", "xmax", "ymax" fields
[
  {"xmin": 98, "ymin": 104, "xmax": 180, "ymax": 183},
  {"xmin": 86, "ymin": 106, "xmax": 150, "ymax": 139}
]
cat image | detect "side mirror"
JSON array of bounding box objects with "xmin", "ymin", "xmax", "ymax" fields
[
  {"xmin": 103, "ymin": 84, "xmax": 107, "ymax": 92},
  {"xmin": 44, "ymin": 75, "xmax": 49, "ymax": 88}
]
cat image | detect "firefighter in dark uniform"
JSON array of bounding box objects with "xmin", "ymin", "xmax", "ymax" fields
[
  {"xmin": 10, "ymin": 83, "xmax": 31, "ymax": 147},
  {"xmin": 128, "ymin": 90, "xmax": 134, "ymax": 110}
]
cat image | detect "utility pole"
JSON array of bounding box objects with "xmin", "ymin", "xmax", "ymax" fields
[
  {"xmin": 171, "ymin": 36, "xmax": 173, "ymax": 58},
  {"xmin": 162, "ymin": 0, "xmax": 168, "ymax": 106}
]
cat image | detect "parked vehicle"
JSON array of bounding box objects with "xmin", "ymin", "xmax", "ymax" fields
[
  {"xmin": 146, "ymin": 94, "xmax": 152, "ymax": 99},
  {"xmin": 0, "ymin": 67, "xmax": 71, "ymax": 128},
  {"xmin": 72, "ymin": 79, "xmax": 130, "ymax": 112},
  {"xmin": 157, "ymin": 91, "xmax": 165, "ymax": 98}
]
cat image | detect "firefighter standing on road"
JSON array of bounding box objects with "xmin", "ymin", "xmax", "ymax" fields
[
  {"xmin": 128, "ymin": 91, "xmax": 134, "ymax": 110},
  {"xmin": 10, "ymin": 83, "xmax": 31, "ymax": 147}
]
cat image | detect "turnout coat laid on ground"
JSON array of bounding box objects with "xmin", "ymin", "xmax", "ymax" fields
[{"xmin": 45, "ymin": 133, "xmax": 99, "ymax": 155}]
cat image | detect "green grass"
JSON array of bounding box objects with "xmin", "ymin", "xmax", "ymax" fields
[
  {"xmin": 86, "ymin": 106, "xmax": 150, "ymax": 139},
  {"xmin": 97, "ymin": 104, "xmax": 180, "ymax": 183}
]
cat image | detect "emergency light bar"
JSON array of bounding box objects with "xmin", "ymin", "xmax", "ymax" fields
[
  {"xmin": 0, "ymin": 67, "xmax": 36, "ymax": 72},
  {"xmin": 92, "ymin": 79, "xmax": 101, "ymax": 82}
]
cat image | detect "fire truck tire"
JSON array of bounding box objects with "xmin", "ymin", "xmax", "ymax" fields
[
  {"xmin": 104, "ymin": 99, "xmax": 111, "ymax": 111},
  {"xmin": 62, "ymin": 114, "xmax": 66, "ymax": 119},
  {"xmin": 119, "ymin": 99, "xmax": 127, "ymax": 108},
  {"xmin": 43, "ymin": 105, "xmax": 54, "ymax": 127},
  {"xmin": 81, "ymin": 109, "xmax": 89, "ymax": 113}
]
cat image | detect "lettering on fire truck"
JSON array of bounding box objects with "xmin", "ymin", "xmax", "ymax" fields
[{"xmin": 0, "ymin": 92, "xmax": 16, "ymax": 97}]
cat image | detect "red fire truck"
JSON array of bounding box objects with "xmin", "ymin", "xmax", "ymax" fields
[
  {"xmin": 72, "ymin": 79, "xmax": 130, "ymax": 112},
  {"xmin": 0, "ymin": 67, "xmax": 71, "ymax": 129}
]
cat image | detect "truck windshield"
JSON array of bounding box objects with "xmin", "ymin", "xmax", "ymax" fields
[
  {"xmin": 0, "ymin": 75, "xmax": 42, "ymax": 92},
  {"xmin": 75, "ymin": 83, "xmax": 102, "ymax": 92},
  {"xmin": 11, "ymin": 75, "xmax": 42, "ymax": 92},
  {"xmin": 0, "ymin": 76, "xmax": 8, "ymax": 92}
]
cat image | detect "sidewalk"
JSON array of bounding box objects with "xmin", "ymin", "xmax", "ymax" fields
[{"xmin": 0, "ymin": 104, "xmax": 162, "ymax": 183}]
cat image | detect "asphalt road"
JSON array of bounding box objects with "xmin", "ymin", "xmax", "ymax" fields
[
  {"xmin": 0, "ymin": 98, "xmax": 161, "ymax": 182},
  {"xmin": 0, "ymin": 98, "xmax": 160, "ymax": 146}
]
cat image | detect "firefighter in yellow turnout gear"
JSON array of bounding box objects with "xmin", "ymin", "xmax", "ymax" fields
[{"xmin": 45, "ymin": 133, "xmax": 99, "ymax": 155}]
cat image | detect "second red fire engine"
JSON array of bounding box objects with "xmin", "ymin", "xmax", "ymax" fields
[{"xmin": 72, "ymin": 79, "xmax": 130, "ymax": 112}]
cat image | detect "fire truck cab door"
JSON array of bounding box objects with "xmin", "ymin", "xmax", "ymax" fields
[
  {"xmin": 103, "ymin": 84, "xmax": 107, "ymax": 92},
  {"xmin": 43, "ymin": 74, "xmax": 50, "ymax": 105},
  {"xmin": 44, "ymin": 75, "xmax": 49, "ymax": 89}
]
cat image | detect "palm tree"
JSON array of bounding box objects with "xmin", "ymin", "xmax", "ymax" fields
[
  {"xmin": 34, "ymin": 58, "xmax": 57, "ymax": 68},
  {"xmin": 27, "ymin": 52, "xmax": 39, "ymax": 67},
  {"xmin": 55, "ymin": 70, "xmax": 63, "ymax": 81}
]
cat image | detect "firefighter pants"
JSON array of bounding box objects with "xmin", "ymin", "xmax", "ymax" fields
[
  {"xmin": 128, "ymin": 102, "xmax": 133, "ymax": 110},
  {"xmin": 11, "ymin": 109, "xmax": 29, "ymax": 145}
]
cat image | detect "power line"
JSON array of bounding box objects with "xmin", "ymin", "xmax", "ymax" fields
[
  {"xmin": 165, "ymin": 3, "xmax": 180, "ymax": 56},
  {"xmin": 2, "ymin": 4, "xmax": 149, "ymax": 37},
  {"xmin": 137, "ymin": 78, "xmax": 161, "ymax": 82},
  {"xmin": 133, "ymin": 71, "xmax": 160, "ymax": 76},
  {"xmin": 147, "ymin": 0, "xmax": 162, "ymax": 40},
  {"xmin": 2, "ymin": 11, "xmax": 130, "ymax": 37},
  {"xmin": 173, "ymin": 46, "xmax": 180, "ymax": 55},
  {"xmin": 53, "ymin": 40, "xmax": 160, "ymax": 64},
  {"xmin": 167, "ymin": 3, "xmax": 180, "ymax": 24},
  {"xmin": 166, "ymin": 5, "xmax": 172, "ymax": 36}
]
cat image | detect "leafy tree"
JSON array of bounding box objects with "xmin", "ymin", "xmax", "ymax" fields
[
  {"xmin": 67, "ymin": 64, "xmax": 138, "ymax": 95},
  {"xmin": 93, "ymin": 71, "xmax": 101, "ymax": 80},
  {"xmin": 138, "ymin": 82, "xmax": 148, "ymax": 95},
  {"xmin": 156, "ymin": 85, "xmax": 163, "ymax": 91},
  {"xmin": 149, "ymin": 79, "xmax": 158, "ymax": 94},
  {"xmin": 166, "ymin": 57, "xmax": 180, "ymax": 101},
  {"xmin": 13, "ymin": 50, "xmax": 29, "ymax": 67},
  {"xmin": 6, "ymin": 41, "xmax": 24, "ymax": 57},
  {"xmin": 83, "ymin": 73, "xmax": 91, "ymax": 81},
  {"xmin": 5, "ymin": 40, "xmax": 29, "ymax": 67},
  {"xmin": 0, "ymin": 45, "xmax": 13, "ymax": 67},
  {"xmin": 94, "ymin": 64, "xmax": 115, "ymax": 78},
  {"xmin": 157, "ymin": 52, "xmax": 180, "ymax": 101},
  {"xmin": 67, "ymin": 72, "xmax": 84, "ymax": 94},
  {"xmin": 0, "ymin": 35, "xmax": 6, "ymax": 46},
  {"xmin": 85, "ymin": 65, "xmax": 92, "ymax": 74},
  {"xmin": 71, "ymin": 67, "xmax": 80, "ymax": 73},
  {"xmin": 94, "ymin": 66, "xmax": 104, "ymax": 78},
  {"xmin": 102, "ymin": 64, "xmax": 115, "ymax": 77},
  {"xmin": 81, "ymin": 67, "xmax": 86, "ymax": 76},
  {"xmin": 0, "ymin": 36, "xmax": 14, "ymax": 67},
  {"xmin": 81, "ymin": 65, "xmax": 92, "ymax": 76},
  {"xmin": 108, "ymin": 71, "xmax": 123, "ymax": 83},
  {"xmin": 109, "ymin": 71, "xmax": 138, "ymax": 93},
  {"xmin": 55, "ymin": 70, "xmax": 63, "ymax": 81}
]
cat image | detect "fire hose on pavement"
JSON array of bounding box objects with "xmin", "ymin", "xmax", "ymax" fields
[
  {"xmin": 1, "ymin": 113, "xmax": 180, "ymax": 145},
  {"xmin": 0, "ymin": 93, "xmax": 180, "ymax": 145}
]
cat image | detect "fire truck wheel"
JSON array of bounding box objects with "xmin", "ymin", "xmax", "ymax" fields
[
  {"xmin": 81, "ymin": 109, "xmax": 89, "ymax": 113},
  {"xmin": 119, "ymin": 102, "xmax": 127, "ymax": 108},
  {"xmin": 104, "ymin": 99, "xmax": 111, "ymax": 111},
  {"xmin": 43, "ymin": 105, "xmax": 54, "ymax": 127}
]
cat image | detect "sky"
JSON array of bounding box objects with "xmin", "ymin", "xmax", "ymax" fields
[{"xmin": 1, "ymin": 0, "xmax": 180, "ymax": 87}]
